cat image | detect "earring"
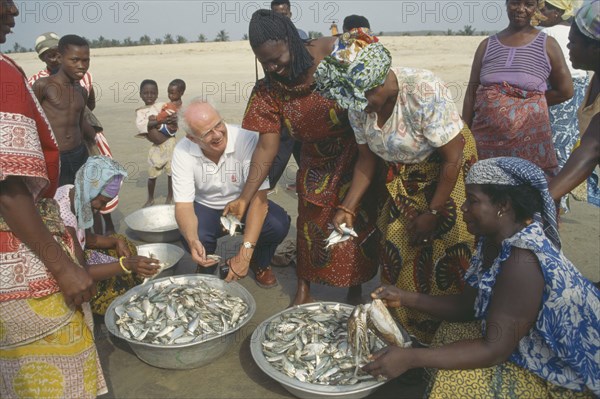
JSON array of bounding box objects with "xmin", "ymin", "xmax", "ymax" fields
[{"xmin": 497, "ymin": 210, "xmax": 503, "ymax": 218}]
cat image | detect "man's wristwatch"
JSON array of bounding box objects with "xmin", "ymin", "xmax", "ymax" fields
[{"xmin": 243, "ymin": 242, "xmax": 256, "ymax": 249}]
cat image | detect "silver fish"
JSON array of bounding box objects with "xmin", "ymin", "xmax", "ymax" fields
[
  {"xmin": 261, "ymin": 303, "xmax": 381, "ymax": 386},
  {"xmin": 220, "ymin": 214, "xmax": 243, "ymax": 236},
  {"xmin": 114, "ymin": 279, "xmax": 249, "ymax": 345},
  {"xmin": 324, "ymin": 223, "xmax": 356, "ymax": 250}
]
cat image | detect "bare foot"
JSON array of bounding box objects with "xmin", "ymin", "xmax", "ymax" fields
[
  {"xmin": 289, "ymin": 280, "xmax": 315, "ymax": 307},
  {"xmin": 143, "ymin": 200, "xmax": 155, "ymax": 208},
  {"xmin": 289, "ymin": 293, "xmax": 315, "ymax": 307}
]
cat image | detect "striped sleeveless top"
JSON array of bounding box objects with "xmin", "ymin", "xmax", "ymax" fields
[{"xmin": 480, "ymin": 32, "xmax": 551, "ymax": 92}]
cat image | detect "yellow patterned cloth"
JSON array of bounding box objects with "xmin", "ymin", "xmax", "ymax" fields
[
  {"xmin": 0, "ymin": 203, "xmax": 107, "ymax": 398},
  {"xmin": 426, "ymin": 321, "xmax": 596, "ymax": 398},
  {"xmin": 0, "ymin": 294, "xmax": 108, "ymax": 398},
  {"xmin": 87, "ymin": 233, "xmax": 143, "ymax": 315},
  {"xmin": 379, "ymin": 126, "xmax": 477, "ymax": 344}
]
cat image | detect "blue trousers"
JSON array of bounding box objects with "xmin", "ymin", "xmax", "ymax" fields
[{"xmin": 182, "ymin": 200, "xmax": 290, "ymax": 275}]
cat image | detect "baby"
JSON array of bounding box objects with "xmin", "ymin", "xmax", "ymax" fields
[{"xmin": 153, "ymin": 79, "xmax": 186, "ymax": 137}]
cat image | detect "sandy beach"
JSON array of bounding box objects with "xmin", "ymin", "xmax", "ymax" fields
[{"xmin": 10, "ymin": 36, "xmax": 599, "ymax": 398}]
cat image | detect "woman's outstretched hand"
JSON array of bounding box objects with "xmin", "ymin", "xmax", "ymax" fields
[{"xmin": 371, "ymin": 285, "xmax": 405, "ymax": 308}]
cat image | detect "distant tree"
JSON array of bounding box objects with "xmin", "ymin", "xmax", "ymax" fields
[
  {"xmin": 215, "ymin": 30, "xmax": 229, "ymax": 42},
  {"xmin": 308, "ymin": 31, "xmax": 323, "ymax": 39},
  {"xmin": 242, "ymin": 34, "xmax": 249, "ymax": 40},
  {"xmin": 92, "ymin": 35, "xmax": 111, "ymax": 48},
  {"xmin": 480, "ymin": 31, "xmax": 488, "ymax": 36},
  {"xmin": 378, "ymin": 31, "xmax": 384, "ymax": 36},
  {"xmin": 198, "ymin": 34, "xmax": 207, "ymax": 43},
  {"xmin": 12, "ymin": 42, "xmax": 23, "ymax": 53},
  {"xmin": 459, "ymin": 25, "xmax": 476, "ymax": 36},
  {"xmin": 446, "ymin": 29, "xmax": 454, "ymax": 36},
  {"xmin": 163, "ymin": 34, "xmax": 175, "ymax": 44},
  {"xmin": 139, "ymin": 35, "xmax": 152, "ymax": 46},
  {"xmin": 110, "ymin": 39, "xmax": 121, "ymax": 47},
  {"xmin": 154, "ymin": 37, "xmax": 163, "ymax": 45},
  {"xmin": 176, "ymin": 35, "xmax": 188, "ymax": 44},
  {"xmin": 427, "ymin": 31, "xmax": 433, "ymax": 36},
  {"xmin": 123, "ymin": 37, "xmax": 135, "ymax": 47}
]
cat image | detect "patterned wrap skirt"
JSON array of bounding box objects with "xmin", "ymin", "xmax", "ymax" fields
[
  {"xmin": 471, "ymin": 82, "xmax": 558, "ymax": 177},
  {"xmin": 426, "ymin": 321, "xmax": 596, "ymax": 398},
  {"xmin": 379, "ymin": 126, "xmax": 477, "ymax": 344},
  {"xmin": 549, "ymin": 76, "xmax": 592, "ymax": 211}
]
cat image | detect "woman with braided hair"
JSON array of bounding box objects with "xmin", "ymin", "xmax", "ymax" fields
[{"xmin": 224, "ymin": 9, "xmax": 379, "ymax": 306}]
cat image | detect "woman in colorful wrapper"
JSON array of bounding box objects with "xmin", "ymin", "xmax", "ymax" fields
[
  {"xmin": 463, "ymin": 0, "xmax": 574, "ymax": 177},
  {"xmin": 364, "ymin": 157, "xmax": 599, "ymax": 398},
  {"xmin": 225, "ymin": 10, "xmax": 379, "ymax": 306},
  {"xmin": 550, "ymin": 0, "xmax": 600, "ymax": 208},
  {"xmin": 314, "ymin": 29, "xmax": 477, "ymax": 344},
  {"xmin": 540, "ymin": 0, "xmax": 593, "ymax": 211}
]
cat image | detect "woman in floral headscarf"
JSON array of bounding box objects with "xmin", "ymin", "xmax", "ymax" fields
[
  {"xmin": 55, "ymin": 156, "xmax": 160, "ymax": 314},
  {"xmin": 463, "ymin": 0, "xmax": 574, "ymax": 178},
  {"xmin": 364, "ymin": 157, "xmax": 600, "ymax": 398},
  {"xmin": 314, "ymin": 29, "xmax": 477, "ymax": 344}
]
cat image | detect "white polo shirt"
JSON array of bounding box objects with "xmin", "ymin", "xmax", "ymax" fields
[{"xmin": 171, "ymin": 124, "xmax": 269, "ymax": 209}]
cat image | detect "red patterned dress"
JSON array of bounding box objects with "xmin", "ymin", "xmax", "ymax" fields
[
  {"xmin": 0, "ymin": 54, "xmax": 106, "ymax": 399},
  {"xmin": 243, "ymin": 79, "xmax": 378, "ymax": 287}
]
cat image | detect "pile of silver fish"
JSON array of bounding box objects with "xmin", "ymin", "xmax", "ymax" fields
[
  {"xmin": 114, "ymin": 278, "xmax": 249, "ymax": 345},
  {"xmin": 261, "ymin": 303, "xmax": 383, "ymax": 386},
  {"xmin": 324, "ymin": 223, "xmax": 358, "ymax": 250}
]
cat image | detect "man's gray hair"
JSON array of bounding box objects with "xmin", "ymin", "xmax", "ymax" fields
[{"xmin": 177, "ymin": 96, "xmax": 219, "ymax": 137}]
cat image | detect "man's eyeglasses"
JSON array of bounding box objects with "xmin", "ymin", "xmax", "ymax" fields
[{"xmin": 199, "ymin": 120, "xmax": 225, "ymax": 141}]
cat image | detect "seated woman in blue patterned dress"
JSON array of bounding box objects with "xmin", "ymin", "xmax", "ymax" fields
[{"xmin": 363, "ymin": 157, "xmax": 599, "ymax": 398}]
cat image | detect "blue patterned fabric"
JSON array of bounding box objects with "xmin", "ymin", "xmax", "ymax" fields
[
  {"xmin": 465, "ymin": 157, "xmax": 560, "ymax": 249},
  {"xmin": 465, "ymin": 222, "xmax": 600, "ymax": 395},
  {"xmin": 549, "ymin": 75, "xmax": 591, "ymax": 212},
  {"xmin": 587, "ymin": 171, "xmax": 600, "ymax": 207}
]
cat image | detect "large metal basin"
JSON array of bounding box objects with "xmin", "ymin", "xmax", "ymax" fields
[
  {"xmin": 250, "ymin": 302, "xmax": 387, "ymax": 399},
  {"xmin": 124, "ymin": 205, "xmax": 181, "ymax": 242},
  {"xmin": 105, "ymin": 275, "xmax": 256, "ymax": 369},
  {"xmin": 136, "ymin": 243, "xmax": 184, "ymax": 277}
]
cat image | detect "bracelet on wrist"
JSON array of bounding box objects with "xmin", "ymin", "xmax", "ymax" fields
[
  {"xmin": 425, "ymin": 208, "xmax": 443, "ymax": 217},
  {"xmin": 336, "ymin": 205, "xmax": 356, "ymax": 217},
  {"xmin": 119, "ymin": 256, "xmax": 132, "ymax": 274}
]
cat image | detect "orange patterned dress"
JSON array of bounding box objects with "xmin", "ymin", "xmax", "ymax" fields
[{"xmin": 243, "ymin": 79, "xmax": 378, "ymax": 287}]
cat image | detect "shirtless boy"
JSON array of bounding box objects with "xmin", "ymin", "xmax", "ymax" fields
[{"xmin": 33, "ymin": 34, "xmax": 95, "ymax": 186}]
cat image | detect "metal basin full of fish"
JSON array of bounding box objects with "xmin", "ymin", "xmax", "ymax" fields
[
  {"xmin": 250, "ymin": 302, "xmax": 391, "ymax": 399},
  {"xmin": 105, "ymin": 275, "xmax": 256, "ymax": 369}
]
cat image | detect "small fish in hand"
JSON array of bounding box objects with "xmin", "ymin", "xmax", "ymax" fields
[
  {"xmin": 142, "ymin": 253, "xmax": 167, "ymax": 285},
  {"xmin": 324, "ymin": 223, "xmax": 358, "ymax": 250},
  {"xmin": 220, "ymin": 214, "xmax": 243, "ymax": 236}
]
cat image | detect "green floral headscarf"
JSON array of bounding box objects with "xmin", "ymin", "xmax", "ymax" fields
[{"xmin": 314, "ymin": 28, "xmax": 392, "ymax": 111}]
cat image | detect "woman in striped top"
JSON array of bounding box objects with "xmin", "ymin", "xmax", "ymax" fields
[{"xmin": 463, "ymin": 0, "xmax": 574, "ymax": 178}]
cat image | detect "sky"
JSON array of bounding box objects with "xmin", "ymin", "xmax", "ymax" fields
[
  {"xmin": 3, "ymin": 0, "xmax": 514, "ymax": 50},
  {"xmin": 3, "ymin": 0, "xmax": 593, "ymax": 51}
]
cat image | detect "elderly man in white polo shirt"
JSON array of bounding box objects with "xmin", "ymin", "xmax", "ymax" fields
[{"xmin": 172, "ymin": 98, "xmax": 290, "ymax": 288}]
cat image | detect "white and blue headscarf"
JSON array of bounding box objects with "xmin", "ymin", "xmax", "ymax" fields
[
  {"xmin": 74, "ymin": 156, "xmax": 127, "ymax": 230},
  {"xmin": 466, "ymin": 157, "xmax": 560, "ymax": 249}
]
